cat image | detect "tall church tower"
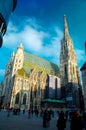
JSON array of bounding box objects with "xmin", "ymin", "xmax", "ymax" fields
[
  {"xmin": 60, "ymin": 15, "xmax": 80, "ymax": 87},
  {"xmin": 12, "ymin": 43, "xmax": 24, "ymax": 76}
]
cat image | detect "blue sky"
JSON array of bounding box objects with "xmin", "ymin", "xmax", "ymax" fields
[{"xmin": 0, "ymin": 0, "xmax": 86, "ymax": 81}]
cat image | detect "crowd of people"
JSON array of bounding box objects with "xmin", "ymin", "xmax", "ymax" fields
[
  {"xmin": 1, "ymin": 106, "xmax": 86, "ymax": 130},
  {"xmin": 56, "ymin": 110, "xmax": 86, "ymax": 130},
  {"xmin": 27, "ymin": 108, "xmax": 86, "ymax": 130}
]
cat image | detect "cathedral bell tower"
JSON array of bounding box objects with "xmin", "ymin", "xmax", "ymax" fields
[
  {"xmin": 60, "ymin": 15, "xmax": 80, "ymax": 87},
  {"xmin": 60, "ymin": 15, "xmax": 81, "ymax": 108}
]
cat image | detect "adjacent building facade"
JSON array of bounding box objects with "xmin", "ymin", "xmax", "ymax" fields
[
  {"xmin": 0, "ymin": 0, "xmax": 17, "ymax": 47},
  {"xmin": 80, "ymin": 62, "xmax": 86, "ymax": 110}
]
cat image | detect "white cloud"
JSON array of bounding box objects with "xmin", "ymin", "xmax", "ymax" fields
[
  {"xmin": 20, "ymin": 25, "xmax": 46, "ymax": 51},
  {"xmin": 3, "ymin": 18, "xmax": 47, "ymax": 51},
  {"xmin": 3, "ymin": 17, "xmax": 63, "ymax": 66},
  {"xmin": 7, "ymin": 22, "xmax": 18, "ymax": 32}
]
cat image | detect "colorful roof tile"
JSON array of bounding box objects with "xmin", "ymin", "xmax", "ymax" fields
[{"xmin": 24, "ymin": 52, "xmax": 59, "ymax": 76}]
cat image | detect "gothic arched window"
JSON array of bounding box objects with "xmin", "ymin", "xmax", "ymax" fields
[
  {"xmin": 73, "ymin": 66, "xmax": 75, "ymax": 74},
  {"xmin": 64, "ymin": 64, "xmax": 67, "ymax": 78},
  {"xmin": 23, "ymin": 94, "xmax": 27, "ymax": 104},
  {"xmin": 15, "ymin": 93, "xmax": 19, "ymax": 104},
  {"xmin": 34, "ymin": 87, "xmax": 37, "ymax": 98},
  {"xmin": 9, "ymin": 79, "xmax": 11, "ymax": 87}
]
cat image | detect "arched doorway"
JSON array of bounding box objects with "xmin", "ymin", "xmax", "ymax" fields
[
  {"xmin": 23, "ymin": 93, "xmax": 27, "ymax": 105},
  {"xmin": 15, "ymin": 92, "xmax": 19, "ymax": 104}
]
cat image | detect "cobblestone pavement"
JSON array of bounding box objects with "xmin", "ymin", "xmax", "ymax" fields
[{"xmin": 0, "ymin": 110, "xmax": 70, "ymax": 130}]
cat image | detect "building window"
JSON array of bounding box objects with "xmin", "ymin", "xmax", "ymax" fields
[
  {"xmin": 19, "ymin": 60, "xmax": 21, "ymax": 63},
  {"xmin": 34, "ymin": 88, "xmax": 37, "ymax": 98},
  {"xmin": 15, "ymin": 64, "xmax": 17, "ymax": 67},
  {"xmin": 23, "ymin": 94, "xmax": 27, "ymax": 104},
  {"xmin": 14, "ymin": 69, "xmax": 16, "ymax": 72},
  {"xmin": 15, "ymin": 93, "xmax": 19, "ymax": 104},
  {"xmin": 6, "ymin": 78, "xmax": 8, "ymax": 85},
  {"xmin": 18, "ymin": 65, "xmax": 20, "ymax": 67},
  {"xmin": 64, "ymin": 64, "xmax": 67, "ymax": 78}
]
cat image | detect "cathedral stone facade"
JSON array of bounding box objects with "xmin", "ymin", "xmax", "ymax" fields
[{"xmin": 2, "ymin": 44, "xmax": 60, "ymax": 109}]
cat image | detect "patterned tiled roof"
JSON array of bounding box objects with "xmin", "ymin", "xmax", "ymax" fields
[
  {"xmin": 23, "ymin": 52, "xmax": 59, "ymax": 76},
  {"xmin": 80, "ymin": 62, "xmax": 86, "ymax": 71}
]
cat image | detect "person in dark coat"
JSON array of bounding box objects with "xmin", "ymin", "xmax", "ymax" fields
[
  {"xmin": 43, "ymin": 109, "xmax": 48, "ymax": 128},
  {"xmin": 70, "ymin": 112, "xmax": 76, "ymax": 130},
  {"xmin": 83, "ymin": 112, "xmax": 86, "ymax": 130},
  {"xmin": 56, "ymin": 111, "xmax": 66, "ymax": 130},
  {"xmin": 70, "ymin": 111, "xmax": 83, "ymax": 130}
]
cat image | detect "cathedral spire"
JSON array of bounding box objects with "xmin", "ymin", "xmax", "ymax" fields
[
  {"xmin": 17, "ymin": 43, "xmax": 24, "ymax": 50},
  {"xmin": 64, "ymin": 15, "xmax": 69, "ymax": 38}
]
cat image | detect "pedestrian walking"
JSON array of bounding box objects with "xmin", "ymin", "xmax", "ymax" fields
[
  {"xmin": 70, "ymin": 111, "xmax": 83, "ymax": 130},
  {"xmin": 82, "ymin": 111, "xmax": 86, "ymax": 130},
  {"xmin": 28, "ymin": 109, "xmax": 31, "ymax": 118},
  {"xmin": 7, "ymin": 108, "xmax": 10, "ymax": 117},
  {"xmin": 56, "ymin": 111, "xmax": 66, "ymax": 130},
  {"xmin": 43, "ymin": 109, "xmax": 48, "ymax": 128},
  {"xmin": 46, "ymin": 110, "xmax": 52, "ymax": 127}
]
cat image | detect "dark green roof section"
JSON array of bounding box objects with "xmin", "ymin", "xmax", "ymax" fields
[
  {"xmin": 24, "ymin": 52, "xmax": 59, "ymax": 76},
  {"xmin": 42, "ymin": 99, "xmax": 65, "ymax": 103}
]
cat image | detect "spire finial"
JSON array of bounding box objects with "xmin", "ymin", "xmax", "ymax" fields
[
  {"xmin": 64, "ymin": 15, "xmax": 69, "ymax": 38},
  {"xmin": 11, "ymin": 51, "xmax": 15, "ymax": 57},
  {"xmin": 17, "ymin": 42, "xmax": 24, "ymax": 50}
]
